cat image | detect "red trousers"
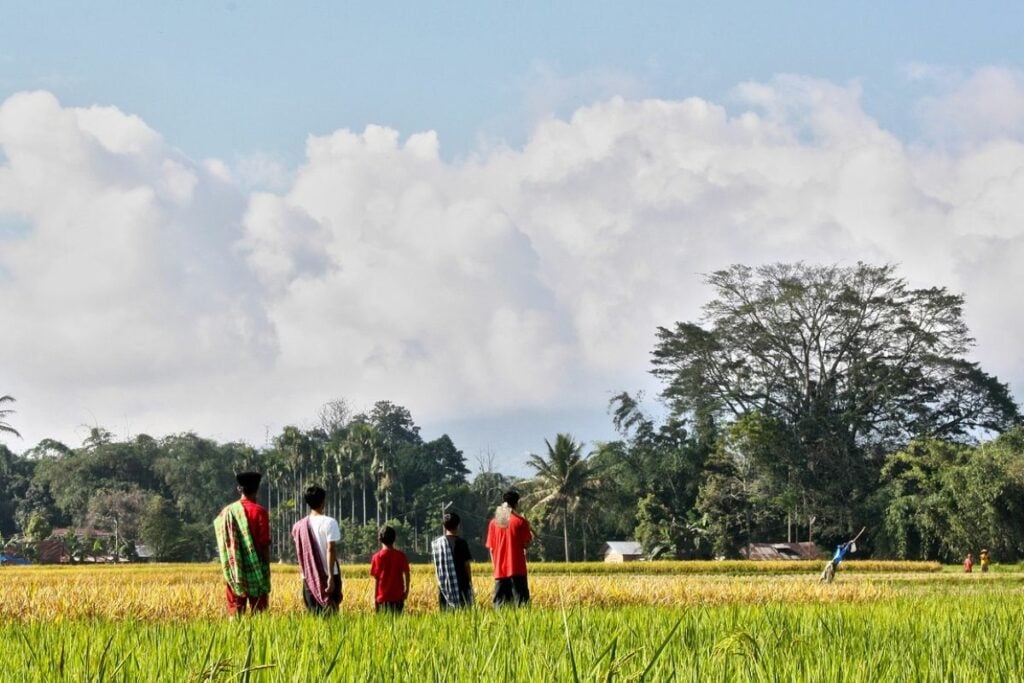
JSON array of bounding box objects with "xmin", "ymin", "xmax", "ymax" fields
[{"xmin": 226, "ymin": 585, "xmax": 269, "ymax": 616}]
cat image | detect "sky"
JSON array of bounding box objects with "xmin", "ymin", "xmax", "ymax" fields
[{"xmin": 3, "ymin": 3, "xmax": 1024, "ymax": 475}]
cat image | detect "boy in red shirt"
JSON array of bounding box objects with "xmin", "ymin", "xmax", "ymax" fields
[
  {"xmin": 485, "ymin": 490, "xmax": 533, "ymax": 607},
  {"xmin": 370, "ymin": 526, "xmax": 410, "ymax": 613}
]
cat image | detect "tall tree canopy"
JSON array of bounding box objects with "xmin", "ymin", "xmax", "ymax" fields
[
  {"xmin": 878, "ymin": 430, "xmax": 1024, "ymax": 562},
  {"xmin": 652, "ymin": 263, "xmax": 1020, "ymax": 542}
]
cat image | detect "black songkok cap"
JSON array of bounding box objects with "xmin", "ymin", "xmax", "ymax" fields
[{"xmin": 236, "ymin": 471, "xmax": 262, "ymax": 488}]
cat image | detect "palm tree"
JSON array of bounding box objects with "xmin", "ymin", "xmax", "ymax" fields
[
  {"xmin": 276, "ymin": 426, "xmax": 312, "ymax": 525},
  {"xmin": 525, "ymin": 433, "xmax": 600, "ymax": 562},
  {"xmin": 372, "ymin": 444, "xmax": 388, "ymax": 527},
  {"xmin": 262, "ymin": 449, "xmax": 290, "ymax": 560},
  {"xmin": 81, "ymin": 425, "xmax": 113, "ymax": 450},
  {"xmin": 0, "ymin": 395, "xmax": 21, "ymax": 441},
  {"xmin": 344, "ymin": 423, "xmax": 380, "ymax": 526}
]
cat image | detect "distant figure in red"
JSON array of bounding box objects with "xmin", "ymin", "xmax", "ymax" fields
[
  {"xmin": 485, "ymin": 490, "xmax": 533, "ymax": 607},
  {"xmin": 963, "ymin": 552, "xmax": 974, "ymax": 573},
  {"xmin": 214, "ymin": 471, "xmax": 271, "ymax": 617},
  {"xmin": 370, "ymin": 526, "xmax": 410, "ymax": 613}
]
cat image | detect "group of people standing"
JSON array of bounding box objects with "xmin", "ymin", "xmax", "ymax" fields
[
  {"xmin": 963, "ymin": 549, "xmax": 990, "ymax": 573},
  {"xmin": 213, "ymin": 472, "xmax": 534, "ymax": 616}
]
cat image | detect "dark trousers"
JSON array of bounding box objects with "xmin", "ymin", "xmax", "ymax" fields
[
  {"xmin": 376, "ymin": 601, "xmax": 404, "ymax": 614},
  {"xmin": 302, "ymin": 577, "xmax": 341, "ymax": 614},
  {"xmin": 439, "ymin": 589, "xmax": 473, "ymax": 610},
  {"xmin": 493, "ymin": 575, "xmax": 530, "ymax": 607}
]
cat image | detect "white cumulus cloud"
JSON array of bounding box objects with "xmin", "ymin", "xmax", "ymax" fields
[{"xmin": 3, "ymin": 68, "xmax": 1024, "ymax": 459}]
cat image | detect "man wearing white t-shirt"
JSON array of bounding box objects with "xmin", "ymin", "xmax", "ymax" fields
[{"xmin": 291, "ymin": 485, "xmax": 342, "ymax": 613}]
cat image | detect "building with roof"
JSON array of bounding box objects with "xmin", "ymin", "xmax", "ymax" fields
[
  {"xmin": 602, "ymin": 541, "xmax": 644, "ymax": 563},
  {"xmin": 741, "ymin": 542, "xmax": 822, "ymax": 561}
]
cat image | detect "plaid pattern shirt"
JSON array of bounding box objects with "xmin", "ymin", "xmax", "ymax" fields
[
  {"xmin": 432, "ymin": 535, "xmax": 472, "ymax": 607},
  {"xmin": 215, "ymin": 501, "xmax": 271, "ymax": 597}
]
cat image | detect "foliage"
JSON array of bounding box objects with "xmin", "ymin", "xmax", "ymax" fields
[
  {"xmin": 694, "ymin": 413, "xmax": 801, "ymax": 556},
  {"xmin": 592, "ymin": 393, "xmax": 711, "ymax": 559},
  {"xmin": 23, "ymin": 511, "xmax": 51, "ymax": 542},
  {"xmin": 85, "ymin": 487, "xmax": 148, "ymax": 544},
  {"xmin": 152, "ymin": 434, "xmax": 249, "ymax": 527},
  {"xmin": 1, "ymin": 263, "xmax": 1022, "ymax": 566},
  {"xmin": 524, "ymin": 434, "xmax": 600, "ymax": 562},
  {"xmin": 878, "ymin": 429, "xmax": 1024, "ymax": 562},
  {"xmin": 0, "ymin": 394, "xmax": 21, "ymax": 441},
  {"xmin": 0, "ymin": 399, "xmax": 476, "ymax": 564},
  {"xmin": 139, "ymin": 495, "xmax": 186, "ymax": 561},
  {"xmin": 0, "ymin": 444, "xmax": 34, "ymax": 536},
  {"xmin": 651, "ymin": 262, "xmax": 1020, "ymax": 550}
]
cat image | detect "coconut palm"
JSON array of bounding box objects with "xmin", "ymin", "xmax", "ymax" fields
[
  {"xmin": 343, "ymin": 423, "xmax": 380, "ymax": 526},
  {"xmin": 81, "ymin": 425, "xmax": 113, "ymax": 450},
  {"xmin": 525, "ymin": 433, "xmax": 600, "ymax": 562},
  {"xmin": 0, "ymin": 395, "xmax": 21, "ymax": 441}
]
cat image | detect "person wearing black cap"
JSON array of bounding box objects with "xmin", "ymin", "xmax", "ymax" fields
[{"xmin": 214, "ymin": 471, "xmax": 272, "ymax": 616}]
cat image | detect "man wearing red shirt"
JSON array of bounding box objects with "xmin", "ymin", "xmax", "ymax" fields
[
  {"xmin": 215, "ymin": 471, "xmax": 272, "ymax": 617},
  {"xmin": 370, "ymin": 526, "xmax": 411, "ymax": 613},
  {"xmin": 485, "ymin": 490, "xmax": 533, "ymax": 606}
]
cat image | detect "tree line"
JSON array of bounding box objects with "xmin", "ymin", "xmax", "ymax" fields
[{"xmin": 2, "ymin": 262, "xmax": 1022, "ymax": 564}]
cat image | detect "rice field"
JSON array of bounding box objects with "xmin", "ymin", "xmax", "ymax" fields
[{"xmin": 2, "ymin": 561, "xmax": 1020, "ymax": 681}]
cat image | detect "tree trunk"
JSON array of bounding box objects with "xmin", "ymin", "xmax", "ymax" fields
[
  {"xmin": 362, "ymin": 481, "xmax": 367, "ymax": 526},
  {"xmin": 563, "ymin": 507, "xmax": 570, "ymax": 562}
]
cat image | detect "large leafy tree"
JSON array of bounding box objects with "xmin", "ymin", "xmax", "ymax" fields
[
  {"xmin": 369, "ymin": 401, "xmax": 417, "ymax": 519},
  {"xmin": 525, "ymin": 434, "xmax": 600, "ymax": 562},
  {"xmin": 878, "ymin": 430, "xmax": 1024, "ymax": 562},
  {"xmin": 34, "ymin": 434, "xmax": 163, "ymax": 527},
  {"xmin": 153, "ymin": 434, "xmax": 245, "ymax": 525},
  {"xmin": 652, "ymin": 263, "xmax": 1020, "ymax": 541}
]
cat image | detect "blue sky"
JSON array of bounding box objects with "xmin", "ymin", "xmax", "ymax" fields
[
  {"xmin": 5, "ymin": 2, "xmax": 1023, "ymax": 163},
  {"xmin": 3, "ymin": 3, "xmax": 1024, "ymax": 474}
]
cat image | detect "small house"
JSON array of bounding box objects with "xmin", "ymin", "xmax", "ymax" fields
[
  {"xmin": 741, "ymin": 542, "xmax": 821, "ymax": 561},
  {"xmin": 602, "ymin": 541, "xmax": 644, "ymax": 563}
]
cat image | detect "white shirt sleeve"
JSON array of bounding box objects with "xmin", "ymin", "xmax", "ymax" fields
[{"xmin": 328, "ymin": 518, "xmax": 341, "ymax": 543}]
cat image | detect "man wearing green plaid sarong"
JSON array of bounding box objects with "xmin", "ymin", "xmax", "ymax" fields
[{"xmin": 215, "ymin": 471, "xmax": 271, "ymax": 616}]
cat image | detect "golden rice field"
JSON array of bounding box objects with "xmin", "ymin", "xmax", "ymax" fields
[
  {"xmin": 0, "ymin": 560, "xmax": 942, "ymax": 622},
  {"xmin": 3, "ymin": 561, "xmax": 1023, "ymax": 681}
]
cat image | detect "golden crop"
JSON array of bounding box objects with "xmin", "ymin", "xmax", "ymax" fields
[
  {"xmin": 0, "ymin": 560, "xmax": 948, "ymax": 623},
  {"xmin": 2, "ymin": 561, "xmax": 1020, "ymax": 681}
]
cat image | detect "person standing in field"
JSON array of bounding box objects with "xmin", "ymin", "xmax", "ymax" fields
[
  {"xmin": 486, "ymin": 490, "xmax": 533, "ymax": 606},
  {"xmin": 291, "ymin": 485, "xmax": 342, "ymax": 614},
  {"xmin": 980, "ymin": 549, "xmax": 990, "ymax": 573},
  {"xmin": 432, "ymin": 512, "xmax": 474, "ymax": 609},
  {"xmin": 370, "ymin": 526, "xmax": 410, "ymax": 613},
  {"xmin": 819, "ymin": 528, "xmax": 864, "ymax": 584},
  {"xmin": 964, "ymin": 552, "xmax": 974, "ymax": 573},
  {"xmin": 214, "ymin": 471, "xmax": 271, "ymax": 617}
]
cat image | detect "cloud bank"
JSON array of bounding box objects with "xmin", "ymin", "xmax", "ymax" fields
[{"xmin": 3, "ymin": 68, "xmax": 1024, "ymax": 458}]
